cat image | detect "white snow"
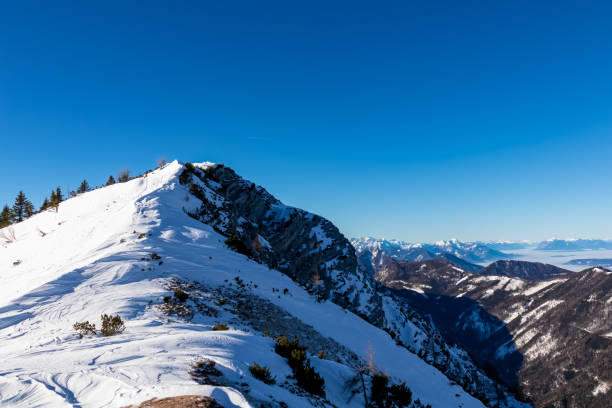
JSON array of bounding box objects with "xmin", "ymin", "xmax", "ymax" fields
[
  {"xmin": 520, "ymin": 300, "xmax": 564, "ymax": 325},
  {"xmin": 0, "ymin": 161, "xmax": 485, "ymax": 408},
  {"xmin": 524, "ymin": 332, "xmax": 557, "ymax": 361},
  {"xmin": 592, "ymin": 378, "xmax": 610, "ymax": 396},
  {"xmin": 521, "ymin": 279, "xmax": 566, "ymax": 296}
]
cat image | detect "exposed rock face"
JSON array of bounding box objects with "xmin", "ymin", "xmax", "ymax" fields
[
  {"xmin": 123, "ymin": 396, "xmax": 222, "ymax": 408},
  {"xmin": 179, "ymin": 162, "xmax": 525, "ymax": 408},
  {"xmin": 479, "ymin": 260, "xmax": 570, "ymax": 280},
  {"xmin": 373, "ymin": 258, "xmax": 612, "ymax": 408}
]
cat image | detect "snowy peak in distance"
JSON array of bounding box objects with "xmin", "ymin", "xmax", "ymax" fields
[
  {"xmin": 352, "ymin": 237, "xmax": 514, "ymax": 264},
  {"xmin": 481, "ymin": 240, "xmax": 534, "ymax": 251},
  {"xmin": 536, "ymin": 238, "xmax": 612, "ymax": 251}
]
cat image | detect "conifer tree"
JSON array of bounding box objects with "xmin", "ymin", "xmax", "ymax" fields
[
  {"xmin": 49, "ymin": 190, "xmax": 59, "ymax": 211},
  {"xmin": 105, "ymin": 175, "xmax": 116, "ymax": 186},
  {"xmin": 55, "ymin": 187, "xmax": 63, "ymax": 203},
  {"xmin": 40, "ymin": 198, "xmax": 50, "ymax": 212},
  {"xmin": 77, "ymin": 179, "xmax": 90, "ymax": 194},
  {"xmin": 0, "ymin": 205, "xmax": 13, "ymax": 227},
  {"xmin": 25, "ymin": 200, "xmax": 34, "ymax": 218},
  {"xmin": 12, "ymin": 191, "xmax": 33, "ymax": 222},
  {"xmin": 117, "ymin": 169, "xmax": 130, "ymax": 183}
]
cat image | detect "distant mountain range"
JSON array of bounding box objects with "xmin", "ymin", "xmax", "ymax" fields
[
  {"xmin": 351, "ymin": 237, "xmax": 513, "ymax": 265},
  {"xmin": 483, "ymin": 241, "xmax": 533, "ymax": 251},
  {"xmin": 536, "ymin": 238, "xmax": 612, "ymax": 251}
]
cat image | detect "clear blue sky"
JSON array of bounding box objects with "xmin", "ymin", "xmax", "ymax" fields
[{"xmin": 1, "ymin": 1, "xmax": 611, "ymax": 242}]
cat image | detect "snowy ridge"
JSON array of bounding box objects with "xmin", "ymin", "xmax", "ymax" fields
[
  {"xmin": 0, "ymin": 161, "xmax": 490, "ymax": 407},
  {"xmin": 180, "ymin": 164, "xmax": 525, "ymax": 407}
]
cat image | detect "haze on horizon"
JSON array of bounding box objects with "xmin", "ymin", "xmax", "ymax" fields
[{"xmin": 1, "ymin": 1, "xmax": 611, "ymax": 242}]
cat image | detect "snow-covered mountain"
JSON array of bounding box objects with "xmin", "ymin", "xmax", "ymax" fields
[
  {"xmin": 482, "ymin": 241, "xmax": 533, "ymax": 251},
  {"xmin": 536, "ymin": 238, "xmax": 612, "ymax": 251},
  {"xmin": 478, "ymin": 260, "xmax": 570, "ymax": 281},
  {"xmin": 351, "ymin": 237, "xmax": 512, "ymax": 265},
  {"xmin": 0, "ymin": 161, "xmax": 525, "ymax": 408}
]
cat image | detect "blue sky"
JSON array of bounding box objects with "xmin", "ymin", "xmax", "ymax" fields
[{"xmin": 1, "ymin": 1, "xmax": 611, "ymax": 242}]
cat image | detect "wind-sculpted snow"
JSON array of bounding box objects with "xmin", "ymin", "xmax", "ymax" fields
[{"xmin": 0, "ymin": 161, "xmax": 489, "ymax": 407}]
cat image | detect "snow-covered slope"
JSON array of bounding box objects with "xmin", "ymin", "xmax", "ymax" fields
[{"xmin": 0, "ymin": 161, "xmax": 493, "ymax": 408}]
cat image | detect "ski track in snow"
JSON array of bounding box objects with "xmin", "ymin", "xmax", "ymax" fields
[{"xmin": 0, "ymin": 162, "xmax": 485, "ymax": 408}]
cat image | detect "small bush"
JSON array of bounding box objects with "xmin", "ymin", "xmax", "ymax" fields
[
  {"xmin": 100, "ymin": 314, "xmax": 126, "ymax": 336},
  {"xmin": 225, "ymin": 235, "xmax": 252, "ymax": 257},
  {"xmin": 289, "ymin": 348, "xmax": 307, "ymax": 370},
  {"xmin": 174, "ymin": 289, "xmax": 189, "ymax": 302},
  {"xmin": 389, "ymin": 382, "xmax": 412, "ymax": 406},
  {"xmin": 163, "ymin": 295, "xmax": 171, "ymax": 303},
  {"xmin": 73, "ymin": 321, "xmax": 96, "ymax": 338},
  {"xmin": 370, "ymin": 372, "xmax": 390, "ymax": 407},
  {"xmin": 212, "ymin": 322, "xmax": 228, "ymax": 331},
  {"xmin": 190, "ymin": 359, "xmax": 222, "ymax": 385},
  {"xmin": 249, "ymin": 362, "xmax": 276, "ymax": 384},
  {"xmin": 295, "ymin": 363, "xmax": 325, "ymax": 396},
  {"xmin": 150, "ymin": 253, "xmax": 161, "ymax": 260},
  {"xmin": 370, "ymin": 372, "xmax": 412, "ymax": 408},
  {"xmin": 274, "ymin": 336, "xmax": 325, "ymax": 397},
  {"xmin": 274, "ymin": 336, "xmax": 302, "ymax": 358}
]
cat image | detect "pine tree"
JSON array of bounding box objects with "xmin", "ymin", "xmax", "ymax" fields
[
  {"xmin": 40, "ymin": 198, "xmax": 50, "ymax": 212},
  {"xmin": 105, "ymin": 175, "xmax": 116, "ymax": 186},
  {"xmin": 77, "ymin": 179, "xmax": 90, "ymax": 194},
  {"xmin": 49, "ymin": 190, "xmax": 59, "ymax": 211},
  {"xmin": 12, "ymin": 191, "xmax": 33, "ymax": 222},
  {"xmin": 117, "ymin": 169, "xmax": 130, "ymax": 183},
  {"xmin": 0, "ymin": 205, "xmax": 13, "ymax": 227},
  {"xmin": 25, "ymin": 200, "xmax": 34, "ymax": 218},
  {"xmin": 55, "ymin": 187, "xmax": 63, "ymax": 203}
]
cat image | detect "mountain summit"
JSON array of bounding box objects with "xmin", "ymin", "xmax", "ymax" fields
[{"xmin": 0, "ymin": 161, "xmax": 525, "ymax": 408}]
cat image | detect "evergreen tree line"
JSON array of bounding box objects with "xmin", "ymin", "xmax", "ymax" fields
[{"xmin": 0, "ymin": 169, "xmax": 131, "ymax": 228}]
